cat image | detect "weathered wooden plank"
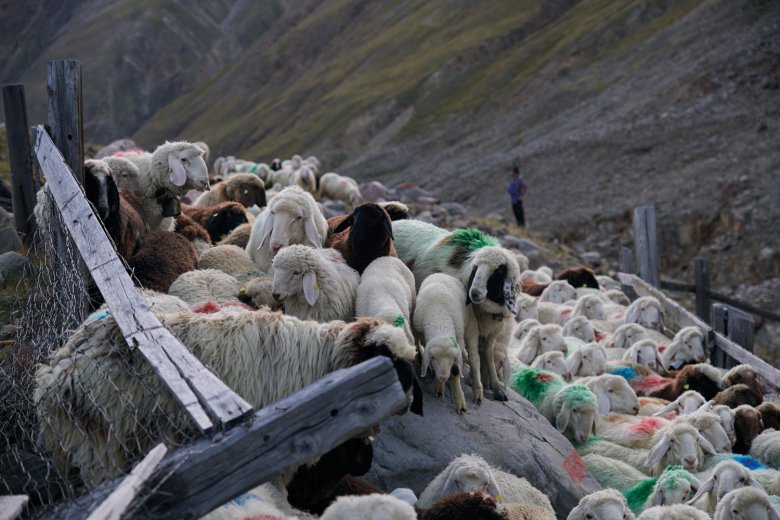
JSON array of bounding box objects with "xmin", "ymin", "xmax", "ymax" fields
[
  {"xmin": 47, "ymin": 60, "xmax": 84, "ymax": 184},
  {"xmin": 34, "ymin": 127, "xmax": 253, "ymax": 430},
  {"xmin": 85, "ymin": 444, "xmax": 167, "ymax": 520},
  {"xmin": 43, "ymin": 357, "xmax": 407, "ymax": 520},
  {"xmin": 711, "ymin": 304, "xmax": 729, "ymax": 368},
  {"xmin": 713, "ymin": 304, "xmax": 755, "ymax": 370},
  {"xmin": 632, "ymin": 205, "xmax": 660, "ymax": 288},
  {"xmin": 619, "ymin": 246, "xmax": 634, "ymax": 275},
  {"xmin": 694, "ymin": 257, "xmax": 711, "ymax": 323},
  {"xmin": 2, "ymin": 84, "xmax": 37, "ymax": 242},
  {"xmin": 0, "ymin": 495, "xmax": 29, "ymax": 520}
]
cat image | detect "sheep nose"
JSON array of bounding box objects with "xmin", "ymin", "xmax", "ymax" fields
[
  {"xmin": 632, "ymin": 406, "xmax": 640, "ymax": 414},
  {"xmin": 271, "ymin": 243, "xmax": 282, "ymax": 253},
  {"xmin": 469, "ymin": 289, "xmax": 485, "ymax": 303},
  {"xmin": 683, "ymin": 456, "xmax": 696, "ymax": 467},
  {"xmin": 272, "ymin": 293, "xmax": 282, "ymax": 301}
]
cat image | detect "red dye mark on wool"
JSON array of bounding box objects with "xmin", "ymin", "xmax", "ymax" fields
[
  {"xmin": 536, "ymin": 372, "xmax": 555, "ymax": 383},
  {"xmin": 564, "ymin": 449, "xmax": 587, "ymax": 484},
  {"xmin": 627, "ymin": 416, "xmax": 666, "ymax": 436}
]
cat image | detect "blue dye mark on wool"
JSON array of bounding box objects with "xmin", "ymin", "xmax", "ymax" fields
[
  {"xmin": 85, "ymin": 310, "xmax": 111, "ymax": 324},
  {"xmin": 610, "ymin": 365, "xmax": 637, "ymax": 381},
  {"xmin": 730, "ymin": 454, "xmax": 768, "ymax": 470},
  {"xmin": 230, "ymin": 493, "xmax": 252, "ymax": 506}
]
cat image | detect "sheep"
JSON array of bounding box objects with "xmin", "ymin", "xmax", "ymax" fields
[
  {"xmin": 513, "ymin": 318, "xmax": 541, "ymax": 343},
  {"xmin": 712, "ymin": 384, "xmax": 763, "ymax": 409},
  {"xmin": 582, "ymin": 453, "xmax": 648, "ymax": 492},
  {"xmin": 606, "ymin": 290, "xmax": 632, "ymax": 306},
  {"xmin": 412, "ymin": 273, "xmax": 472, "ymax": 413},
  {"xmin": 676, "ymin": 412, "xmax": 732, "ymax": 453},
  {"xmin": 531, "ymin": 351, "xmax": 572, "ymax": 381},
  {"xmin": 510, "ymin": 368, "xmax": 598, "ymax": 444},
  {"xmin": 182, "ymin": 202, "xmax": 249, "ymax": 243},
  {"xmin": 318, "ymin": 172, "xmax": 362, "ymax": 206},
  {"xmin": 733, "ymin": 405, "xmax": 764, "ymax": 455},
  {"xmin": 167, "ymin": 269, "xmax": 241, "ymax": 308},
  {"xmin": 174, "ymin": 213, "xmax": 212, "ymax": 254},
  {"xmin": 723, "ymin": 364, "xmax": 767, "ymax": 398},
  {"xmin": 597, "ymin": 275, "xmax": 622, "ymax": 292},
  {"xmin": 636, "ymin": 504, "xmax": 710, "ymax": 520},
  {"xmin": 686, "ymin": 459, "xmax": 765, "ymax": 515},
  {"xmin": 271, "ymin": 245, "xmax": 360, "ymax": 322},
  {"xmin": 608, "ymin": 323, "xmax": 647, "ymax": 349},
  {"xmin": 645, "ymin": 364, "xmax": 724, "ymax": 401},
  {"xmin": 217, "ymin": 222, "xmax": 253, "ymax": 249},
  {"xmin": 624, "ymin": 339, "xmax": 665, "ymax": 372},
  {"xmin": 34, "ymin": 310, "xmax": 421, "ymax": 488},
  {"xmin": 197, "ymin": 245, "xmax": 261, "ymax": 278},
  {"xmin": 419, "ymin": 492, "xmax": 505, "ymax": 520},
  {"xmin": 356, "ymin": 256, "xmax": 416, "ymax": 344},
  {"xmin": 758, "ymin": 403, "xmax": 780, "ymax": 431},
  {"xmin": 320, "ymin": 494, "xmax": 417, "ymax": 520},
  {"xmin": 101, "ymin": 155, "xmax": 141, "ymax": 190},
  {"xmin": 712, "ymin": 487, "xmax": 779, "ymax": 520},
  {"xmin": 563, "ymin": 315, "xmax": 598, "ymax": 343},
  {"xmin": 624, "ymin": 465, "xmax": 701, "ymax": 514},
  {"xmin": 246, "ymin": 186, "xmax": 329, "ymax": 273},
  {"xmin": 203, "ymin": 482, "xmax": 313, "ymax": 520},
  {"xmin": 557, "ymin": 266, "xmax": 600, "ymax": 290},
  {"xmin": 416, "ymin": 453, "xmax": 553, "ymax": 511},
  {"xmin": 326, "ymin": 203, "xmax": 396, "ymax": 274},
  {"xmin": 236, "ymin": 275, "xmax": 280, "ymax": 311},
  {"xmin": 393, "ymin": 220, "xmax": 520, "ymax": 402},
  {"xmin": 539, "ymin": 279, "xmax": 577, "ymax": 303},
  {"xmin": 127, "ymin": 230, "xmax": 197, "ymax": 292},
  {"xmin": 520, "ymin": 268, "xmax": 552, "ymax": 286},
  {"xmin": 568, "ymin": 342, "xmax": 608, "ymax": 378},
  {"xmin": 514, "ymin": 293, "xmax": 539, "ymax": 322},
  {"xmin": 754, "ymin": 468, "xmax": 780, "ymax": 496},
  {"xmin": 578, "ymin": 374, "xmax": 640, "ymax": 415},
  {"xmin": 595, "ymin": 414, "xmax": 670, "ymax": 449},
  {"xmin": 122, "ymin": 141, "xmax": 209, "ymax": 231},
  {"xmin": 621, "ymin": 296, "xmax": 665, "ymax": 331},
  {"xmin": 567, "ymin": 489, "xmax": 636, "ymax": 520},
  {"xmin": 516, "ymin": 323, "xmax": 568, "ymax": 364},
  {"xmin": 699, "ymin": 401, "xmax": 738, "ymax": 447},
  {"xmin": 193, "ymin": 173, "xmax": 266, "ymax": 208},
  {"xmin": 653, "ymin": 391, "xmax": 708, "ymax": 417},
  {"xmin": 662, "ymin": 327, "xmax": 708, "ymax": 371}
]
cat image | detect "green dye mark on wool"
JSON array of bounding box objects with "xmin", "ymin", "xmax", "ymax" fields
[
  {"xmin": 624, "ymin": 477, "xmax": 658, "ymax": 515},
  {"xmin": 393, "ymin": 315, "xmax": 406, "ymax": 327},
  {"xmin": 509, "ymin": 368, "xmax": 561, "ymax": 406},
  {"xmin": 561, "ymin": 384, "xmax": 597, "ymax": 408},
  {"xmin": 449, "ymin": 228, "xmax": 499, "ymax": 251}
]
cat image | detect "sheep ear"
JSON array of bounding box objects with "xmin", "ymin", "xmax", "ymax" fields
[
  {"xmin": 168, "ymin": 154, "xmax": 187, "ymax": 187},
  {"xmin": 697, "ymin": 434, "xmax": 716, "ymax": 455},
  {"xmin": 747, "ymin": 474, "xmax": 766, "ymax": 492},
  {"xmin": 382, "ymin": 218, "xmax": 393, "ymax": 240},
  {"xmin": 627, "ymin": 347, "xmax": 638, "ymax": 363},
  {"xmin": 769, "ymin": 507, "xmax": 780, "ymax": 520},
  {"xmin": 555, "ymin": 402, "xmax": 571, "ymax": 433},
  {"xmin": 503, "ymin": 278, "xmax": 517, "ymax": 316},
  {"xmin": 652, "ymin": 490, "xmax": 664, "ymax": 506},
  {"xmin": 625, "ymin": 304, "xmax": 640, "ymax": 324},
  {"xmin": 420, "ymin": 346, "xmax": 431, "ymax": 377},
  {"xmin": 333, "ymin": 212, "xmax": 354, "ymax": 233},
  {"xmin": 645, "ymin": 433, "xmax": 671, "ymax": 468},
  {"xmin": 258, "ymin": 212, "xmax": 274, "ymax": 251},
  {"xmin": 597, "ymin": 392, "xmax": 611, "ymax": 415},
  {"xmin": 655, "ymin": 349, "xmax": 665, "ymax": 370},
  {"xmin": 441, "ymin": 472, "xmax": 461, "ymax": 499},
  {"xmin": 697, "ymin": 400, "xmax": 713, "ymax": 413},
  {"xmin": 686, "ymin": 475, "xmax": 714, "ymax": 506},
  {"xmin": 568, "ymin": 350, "xmax": 582, "ymax": 377},
  {"xmin": 304, "ymin": 215, "xmax": 322, "ymax": 247},
  {"xmin": 302, "ymin": 271, "xmax": 320, "ymax": 305},
  {"xmin": 653, "ymin": 401, "xmax": 678, "ymax": 417}
]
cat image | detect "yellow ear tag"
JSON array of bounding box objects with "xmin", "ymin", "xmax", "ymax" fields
[
  {"xmin": 167, "ymin": 166, "xmax": 172, "ymax": 173},
  {"xmin": 495, "ymin": 494, "xmax": 503, "ymax": 501},
  {"xmin": 684, "ymin": 384, "xmax": 690, "ymax": 390},
  {"xmin": 239, "ymin": 286, "xmax": 246, "ymax": 293},
  {"xmin": 314, "ymin": 281, "xmax": 319, "ymax": 289}
]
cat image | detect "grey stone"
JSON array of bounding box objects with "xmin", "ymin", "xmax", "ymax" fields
[
  {"xmin": 0, "ymin": 208, "xmax": 22, "ymax": 254},
  {"xmin": 322, "ymin": 200, "xmax": 347, "ymax": 218},
  {"xmin": 581, "ymin": 251, "xmax": 601, "ymax": 267},
  {"xmin": 399, "ymin": 187, "xmax": 431, "ymax": 202},
  {"xmin": 0, "ymin": 251, "xmax": 28, "ymax": 288},
  {"xmin": 365, "ymin": 373, "xmax": 599, "ymax": 516},
  {"xmin": 360, "ymin": 182, "xmax": 390, "ymax": 203},
  {"xmin": 439, "ymin": 202, "xmax": 466, "ymax": 216}
]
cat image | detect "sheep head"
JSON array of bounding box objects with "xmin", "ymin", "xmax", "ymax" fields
[
  {"xmin": 651, "ymin": 466, "xmax": 701, "ymax": 507},
  {"xmin": 663, "ymin": 327, "xmax": 707, "ymax": 370},
  {"xmin": 518, "ymin": 323, "xmax": 566, "ymax": 364},
  {"xmin": 554, "ymin": 384, "xmax": 597, "ymax": 445},
  {"xmin": 514, "ymin": 293, "xmax": 539, "ymax": 322},
  {"xmin": 625, "ymin": 296, "xmax": 664, "ymax": 331},
  {"xmin": 568, "ymin": 343, "xmax": 607, "ymax": 377},
  {"xmin": 587, "ymin": 374, "xmax": 639, "ymax": 415},
  {"xmin": 84, "ymin": 159, "xmax": 119, "ymax": 222},
  {"xmin": 688, "ymin": 460, "xmax": 766, "ymax": 512},
  {"xmin": 654, "ymin": 390, "xmax": 707, "ymax": 417},
  {"xmin": 439, "ymin": 456, "xmax": 500, "ymax": 501},
  {"xmin": 465, "ymin": 246, "xmax": 520, "ymax": 317},
  {"xmin": 420, "ymin": 336, "xmax": 463, "ymax": 396},
  {"xmin": 569, "ymin": 489, "xmax": 634, "ymax": 520},
  {"xmin": 611, "ymin": 323, "xmax": 646, "ymax": 350},
  {"xmin": 645, "ymin": 422, "xmax": 716, "ymax": 473},
  {"xmin": 540, "ymin": 279, "xmax": 576, "ymax": 304},
  {"xmin": 563, "ymin": 315, "xmax": 596, "ymax": 342},
  {"xmin": 531, "ymin": 351, "xmax": 571, "ymax": 382},
  {"xmin": 271, "ymin": 246, "xmax": 343, "ymax": 305},
  {"xmin": 225, "ymin": 174, "xmax": 266, "ymax": 208},
  {"xmin": 623, "ymin": 338, "xmax": 663, "ymax": 371},
  {"xmin": 680, "ymin": 411, "xmax": 732, "ymax": 453},
  {"xmin": 713, "ymin": 487, "xmax": 779, "ymax": 520},
  {"xmin": 259, "ymin": 186, "xmax": 324, "ymax": 256},
  {"xmin": 573, "ymin": 294, "xmax": 605, "ymax": 320},
  {"xmin": 154, "ymin": 141, "xmax": 209, "ymax": 191}
]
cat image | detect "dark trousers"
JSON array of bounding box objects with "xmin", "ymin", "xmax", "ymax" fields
[{"xmin": 512, "ymin": 200, "xmax": 525, "ymax": 227}]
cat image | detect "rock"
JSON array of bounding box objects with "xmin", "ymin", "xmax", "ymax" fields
[
  {"xmin": 439, "ymin": 202, "xmax": 465, "ymax": 216},
  {"xmin": 322, "ymin": 200, "xmax": 347, "ymax": 218},
  {"xmin": 415, "ymin": 210, "xmax": 437, "ymax": 224},
  {"xmin": 399, "ymin": 187, "xmax": 431, "ymax": 203},
  {"xmin": 580, "ymin": 251, "xmax": 601, "ymax": 267},
  {"xmin": 0, "ymin": 207, "xmax": 22, "ymax": 253},
  {"xmin": 365, "ymin": 374, "xmax": 599, "ymax": 516},
  {"xmin": 512, "ymin": 238, "xmax": 545, "ymax": 269},
  {"xmin": 486, "ymin": 212, "xmax": 506, "ymax": 224},
  {"xmin": 94, "ymin": 138, "xmax": 143, "ymax": 159},
  {"xmin": 360, "ymin": 181, "xmax": 391, "ymax": 203},
  {"xmin": 0, "ymin": 251, "xmax": 28, "ymax": 287},
  {"xmin": 417, "ymin": 196, "xmax": 440, "ymax": 206}
]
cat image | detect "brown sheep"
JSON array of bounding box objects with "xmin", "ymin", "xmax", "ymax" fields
[
  {"xmin": 126, "ymin": 231, "xmax": 197, "ymax": 292},
  {"xmin": 192, "ymin": 173, "xmax": 265, "ymax": 208},
  {"xmin": 712, "ymin": 383, "xmax": 763, "ymax": 409},
  {"xmin": 723, "ymin": 364, "xmax": 766, "ymax": 398},
  {"xmin": 419, "ymin": 492, "xmax": 504, "ymax": 520},
  {"xmin": 758, "ymin": 402, "xmax": 780, "ymax": 431},
  {"xmin": 216, "ymin": 222, "xmax": 252, "ymax": 249},
  {"xmin": 645, "ymin": 363, "xmax": 723, "ymax": 401},
  {"xmin": 174, "ymin": 213, "xmax": 211, "ymax": 245},
  {"xmin": 325, "ymin": 203, "xmax": 396, "ymax": 274},
  {"xmin": 182, "ymin": 202, "xmax": 249, "ymax": 243},
  {"xmin": 522, "ymin": 266, "xmax": 599, "ymax": 296},
  {"xmin": 733, "ymin": 404, "xmax": 764, "ymax": 454}
]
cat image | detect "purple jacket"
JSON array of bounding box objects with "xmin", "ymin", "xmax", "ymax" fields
[{"xmin": 507, "ymin": 176, "xmax": 528, "ymax": 203}]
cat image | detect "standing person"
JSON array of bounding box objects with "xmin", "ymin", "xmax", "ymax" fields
[{"xmin": 507, "ymin": 165, "xmax": 528, "ymax": 227}]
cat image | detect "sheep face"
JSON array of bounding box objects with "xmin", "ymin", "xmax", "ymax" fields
[
  {"xmin": 515, "ymin": 294, "xmax": 539, "ymax": 322},
  {"xmin": 651, "ymin": 472, "xmax": 699, "ymax": 507},
  {"xmin": 421, "ymin": 337, "xmax": 463, "ymax": 396},
  {"xmin": 531, "ymin": 351, "xmax": 571, "ymax": 382},
  {"xmin": 612, "ymin": 323, "xmax": 645, "ymax": 349},
  {"xmin": 688, "ymin": 462, "xmax": 765, "ymax": 512},
  {"xmin": 575, "ymin": 295, "xmax": 605, "ymax": 320},
  {"xmin": 625, "ymin": 297, "xmax": 663, "ymax": 331},
  {"xmin": 169, "ymin": 146, "xmax": 209, "ymax": 191},
  {"xmin": 663, "ymin": 328, "xmax": 707, "ymax": 369},
  {"xmin": 563, "ymin": 316, "xmax": 596, "ymax": 342},
  {"xmin": 84, "ymin": 159, "xmax": 119, "ymax": 221},
  {"xmin": 709, "ymin": 404, "xmax": 737, "ymax": 446},
  {"xmin": 655, "ymin": 391, "xmax": 707, "ymax": 417},
  {"xmin": 624, "ymin": 339, "xmax": 663, "ymax": 371},
  {"xmin": 554, "ymin": 385, "xmax": 597, "ymax": 444},
  {"xmin": 259, "ymin": 200, "xmax": 322, "ymax": 257},
  {"xmin": 571, "ymin": 490, "xmax": 633, "ymax": 520},
  {"xmin": 466, "ymin": 248, "xmax": 519, "ymax": 316},
  {"xmin": 699, "ymin": 419, "xmax": 732, "ymax": 453},
  {"xmin": 226, "ymin": 176, "xmax": 266, "ymax": 208},
  {"xmin": 440, "ymin": 464, "xmax": 500, "ymax": 500},
  {"xmin": 569, "ymin": 343, "xmax": 607, "ymax": 377},
  {"xmin": 513, "ymin": 318, "xmax": 540, "ymax": 342},
  {"xmin": 602, "ymin": 376, "xmax": 639, "ymax": 415},
  {"xmin": 270, "ymin": 246, "xmax": 336, "ymax": 306},
  {"xmin": 540, "ymin": 280, "xmax": 576, "ymax": 304},
  {"xmin": 714, "ymin": 488, "xmax": 779, "ymax": 520},
  {"xmin": 646, "ymin": 424, "xmax": 715, "ymax": 472}
]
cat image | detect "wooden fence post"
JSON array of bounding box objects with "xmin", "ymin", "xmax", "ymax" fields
[
  {"xmin": 632, "ymin": 205, "xmax": 660, "ymax": 287},
  {"xmin": 2, "ymin": 84, "xmax": 37, "ymax": 243},
  {"xmin": 694, "ymin": 257, "xmax": 710, "ymax": 323},
  {"xmin": 711, "ymin": 305, "xmax": 728, "ymax": 368},
  {"xmin": 711, "ymin": 304, "xmax": 754, "ymax": 369}
]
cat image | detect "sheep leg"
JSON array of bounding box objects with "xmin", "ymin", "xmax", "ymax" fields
[
  {"xmin": 465, "ymin": 323, "xmax": 483, "ymax": 404},
  {"xmin": 452, "ymin": 374, "xmax": 467, "ymax": 414},
  {"xmin": 435, "ymin": 379, "xmax": 446, "ymax": 398},
  {"xmin": 480, "ymin": 338, "xmax": 508, "ymax": 402}
]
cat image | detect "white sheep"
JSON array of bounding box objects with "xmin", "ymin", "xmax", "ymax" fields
[
  {"xmin": 514, "ymin": 292, "xmax": 539, "ymax": 322},
  {"xmin": 417, "ymin": 453, "xmax": 553, "ymax": 511},
  {"xmin": 320, "ymin": 494, "xmax": 417, "ymax": 520},
  {"xmin": 578, "ymin": 374, "xmax": 640, "ymax": 415},
  {"xmin": 751, "ymin": 429, "xmax": 780, "ymax": 470},
  {"xmin": 624, "ymin": 338, "xmax": 665, "ymax": 372},
  {"xmin": 654, "ymin": 391, "xmax": 708, "ymax": 417},
  {"xmin": 197, "ymin": 244, "xmax": 262, "ymax": 278},
  {"xmin": 662, "ymin": 327, "xmax": 708, "ymax": 370},
  {"xmin": 613, "ymin": 296, "xmax": 664, "ymax": 331},
  {"xmin": 124, "ymin": 141, "xmax": 209, "ymax": 231},
  {"xmin": 698, "ymin": 401, "xmax": 737, "ymax": 448},
  {"xmin": 413, "ymin": 273, "xmax": 473, "ymax": 414},
  {"xmin": 246, "ymin": 185, "xmax": 329, "ymax": 273},
  {"xmin": 531, "ymin": 351, "xmax": 572, "ymax": 381},
  {"xmin": 513, "ymin": 318, "xmax": 541, "ymax": 343},
  {"xmin": 595, "ymin": 413, "xmax": 670, "ymax": 449},
  {"xmin": 582, "ymin": 453, "xmax": 648, "ymax": 493},
  {"xmin": 167, "ymin": 269, "xmax": 242, "ymax": 308},
  {"xmin": 516, "ymin": 323, "xmax": 568, "ymax": 364},
  {"xmin": 566, "ymin": 294, "xmax": 606, "ymax": 323},
  {"xmin": 271, "ymin": 245, "xmax": 360, "ymax": 322},
  {"xmin": 637, "ymin": 504, "xmax": 710, "ymax": 520},
  {"xmin": 596, "ymin": 275, "xmax": 622, "ymax": 292},
  {"xmin": 563, "ymin": 315, "xmax": 597, "ymax": 343},
  {"xmin": 675, "ymin": 411, "xmax": 732, "ymax": 453},
  {"xmin": 318, "ymin": 172, "xmax": 363, "ymax": 206},
  {"xmin": 567, "ymin": 489, "xmax": 636, "ymax": 520},
  {"xmin": 639, "ymin": 466, "xmax": 702, "ymax": 512},
  {"xmin": 687, "ymin": 460, "xmax": 765, "ymax": 515},
  {"xmin": 568, "ymin": 342, "xmax": 608, "ymax": 378},
  {"xmin": 540, "ymin": 280, "xmax": 576, "ymax": 303},
  {"xmin": 34, "ymin": 310, "xmax": 418, "ymax": 488},
  {"xmin": 203, "ymin": 482, "xmax": 313, "ymax": 520},
  {"xmin": 712, "ymin": 486, "xmax": 779, "ymax": 520},
  {"xmin": 520, "ymin": 267, "xmax": 553, "ymax": 286},
  {"xmin": 608, "ymin": 323, "xmax": 647, "ymax": 349},
  {"xmin": 356, "ymin": 256, "xmax": 416, "ymax": 343},
  {"xmin": 606, "ymin": 290, "xmax": 632, "ymax": 306}
]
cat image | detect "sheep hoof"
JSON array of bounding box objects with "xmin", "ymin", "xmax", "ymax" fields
[
  {"xmin": 457, "ymin": 406, "xmax": 467, "ymax": 414},
  {"xmin": 492, "ymin": 389, "xmax": 508, "ymax": 402},
  {"xmin": 435, "ymin": 391, "xmax": 444, "ymax": 398}
]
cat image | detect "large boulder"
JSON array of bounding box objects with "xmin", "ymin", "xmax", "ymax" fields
[{"xmin": 366, "ymin": 374, "xmax": 599, "ymax": 518}]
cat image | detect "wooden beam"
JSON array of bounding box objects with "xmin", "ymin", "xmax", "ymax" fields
[
  {"xmin": 2, "ymin": 84, "xmax": 37, "ymax": 243},
  {"xmin": 632, "ymin": 205, "xmax": 660, "ymax": 287},
  {"xmin": 619, "ymin": 246, "xmax": 634, "ymax": 275},
  {"xmin": 33, "ymin": 127, "xmax": 253, "ymax": 431},
  {"xmin": 43, "ymin": 357, "xmax": 407, "ymax": 520},
  {"xmin": 711, "ymin": 304, "xmax": 729, "ymax": 368},
  {"xmin": 47, "ymin": 60, "xmax": 84, "ymax": 184},
  {"xmin": 85, "ymin": 444, "xmax": 167, "ymax": 520},
  {"xmin": 0, "ymin": 495, "xmax": 29, "ymax": 520},
  {"xmin": 713, "ymin": 304, "xmax": 754, "ymax": 370},
  {"xmin": 694, "ymin": 257, "xmax": 710, "ymax": 323}
]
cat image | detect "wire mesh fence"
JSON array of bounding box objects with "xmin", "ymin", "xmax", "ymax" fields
[{"xmin": 0, "ymin": 188, "xmax": 203, "ymax": 518}]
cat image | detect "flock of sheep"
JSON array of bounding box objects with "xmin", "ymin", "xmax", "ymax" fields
[{"xmin": 30, "ymin": 141, "xmax": 780, "ymax": 519}]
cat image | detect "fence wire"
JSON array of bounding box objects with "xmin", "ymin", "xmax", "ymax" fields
[{"xmin": 0, "ymin": 189, "xmax": 203, "ymax": 518}]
